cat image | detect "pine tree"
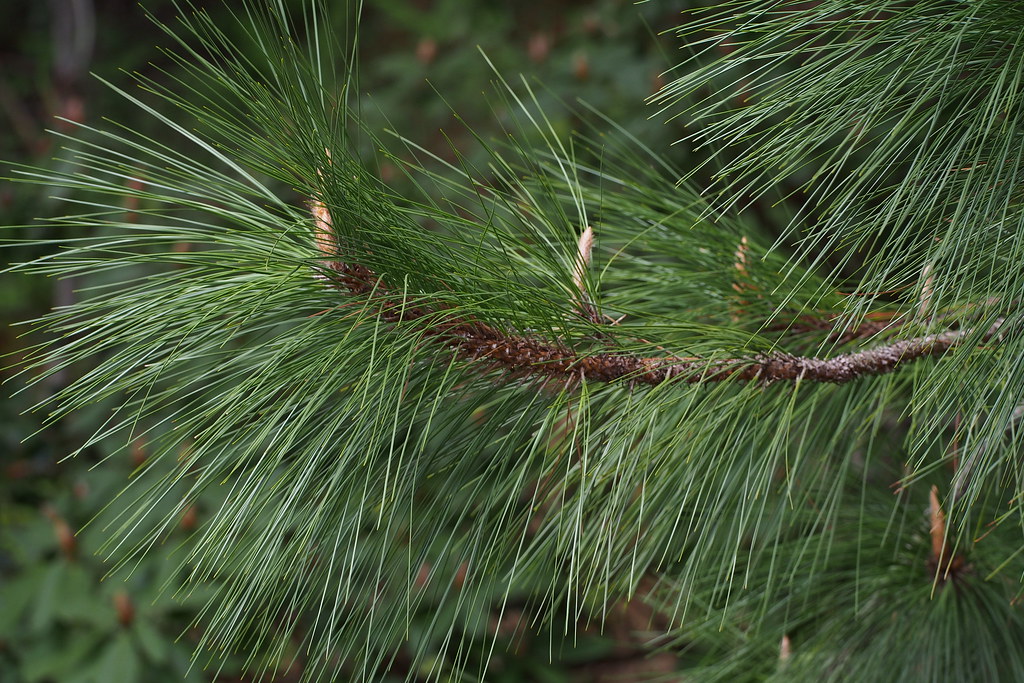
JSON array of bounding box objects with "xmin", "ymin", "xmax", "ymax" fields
[{"xmin": 10, "ymin": 0, "xmax": 1024, "ymax": 680}]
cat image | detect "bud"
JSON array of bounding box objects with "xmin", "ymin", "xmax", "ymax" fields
[
  {"xmin": 43, "ymin": 506, "xmax": 76, "ymax": 559},
  {"xmin": 416, "ymin": 38, "xmax": 437, "ymax": 65},
  {"xmin": 180, "ymin": 504, "xmax": 198, "ymax": 532},
  {"xmin": 528, "ymin": 33, "xmax": 551, "ymax": 63},
  {"xmin": 113, "ymin": 591, "xmax": 135, "ymax": 627},
  {"xmin": 573, "ymin": 52, "xmax": 590, "ymax": 82}
]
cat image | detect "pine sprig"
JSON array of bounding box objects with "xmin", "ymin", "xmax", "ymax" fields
[{"xmin": 6, "ymin": 1, "xmax": 1024, "ymax": 680}]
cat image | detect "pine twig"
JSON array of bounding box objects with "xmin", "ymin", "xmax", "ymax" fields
[{"xmin": 310, "ymin": 203, "xmax": 1003, "ymax": 387}]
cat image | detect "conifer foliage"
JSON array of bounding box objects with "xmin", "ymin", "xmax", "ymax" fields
[{"xmin": 10, "ymin": 0, "xmax": 1024, "ymax": 680}]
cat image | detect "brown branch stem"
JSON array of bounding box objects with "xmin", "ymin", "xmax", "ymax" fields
[
  {"xmin": 319, "ymin": 259, "xmax": 1001, "ymax": 387},
  {"xmin": 310, "ymin": 194, "xmax": 1000, "ymax": 387}
]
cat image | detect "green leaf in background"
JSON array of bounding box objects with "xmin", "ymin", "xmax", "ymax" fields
[{"xmin": 92, "ymin": 632, "xmax": 142, "ymax": 683}]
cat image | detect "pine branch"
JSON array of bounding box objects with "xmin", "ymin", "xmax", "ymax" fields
[{"xmin": 311, "ymin": 200, "xmax": 1002, "ymax": 387}]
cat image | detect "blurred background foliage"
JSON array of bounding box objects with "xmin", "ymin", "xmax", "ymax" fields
[{"xmin": 1, "ymin": 0, "xmax": 701, "ymax": 680}]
